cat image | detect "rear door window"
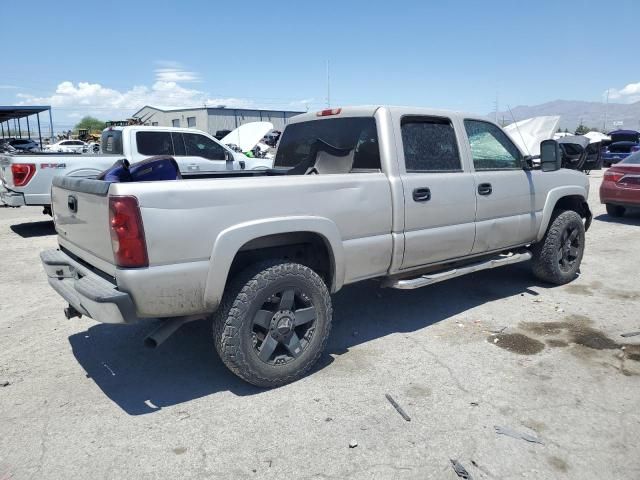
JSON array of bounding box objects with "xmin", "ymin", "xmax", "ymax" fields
[
  {"xmin": 136, "ymin": 131, "xmax": 173, "ymax": 156},
  {"xmin": 275, "ymin": 117, "xmax": 380, "ymax": 173},
  {"xmin": 183, "ymin": 133, "xmax": 226, "ymax": 160},
  {"xmin": 401, "ymin": 117, "xmax": 461, "ymax": 172}
]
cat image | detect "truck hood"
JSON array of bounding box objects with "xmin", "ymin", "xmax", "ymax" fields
[
  {"xmin": 221, "ymin": 122, "xmax": 274, "ymax": 153},
  {"xmin": 503, "ymin": 116, "xmax": 560, "ymax": 156}
]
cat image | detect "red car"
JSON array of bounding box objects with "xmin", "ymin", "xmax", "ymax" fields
[{"xmin": 600, "ymin": 151, "xmax": 640, "ymax": 217}]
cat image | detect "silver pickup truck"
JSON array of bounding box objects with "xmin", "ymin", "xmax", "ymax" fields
[{"xmin": 41, "ymin": 106, "xmax": 591, "ymax": 387}]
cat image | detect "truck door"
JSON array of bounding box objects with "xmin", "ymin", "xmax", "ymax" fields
[
  {"xmin": 132, "ymin": 131, "xmax": 234, "ymax": 173},
  {"xmin": 397, "ymin": 115, "xmax": 477, "ymax": 269},
  {"xmin": 462, "ymin": 119, "xmax": 537, "ymax": 253},
  {"xmin": 178, "ymin": 132, "xmax": 234, "ymax": 173}
]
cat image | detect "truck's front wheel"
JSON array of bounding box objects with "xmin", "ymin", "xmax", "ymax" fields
[
  {"xmin": 531, "ymin": 210, "xmax": 585, "ymax": 285},
  {"xmin": 212, "ymin": 261, "xmax": 332, "ymax": 387}
]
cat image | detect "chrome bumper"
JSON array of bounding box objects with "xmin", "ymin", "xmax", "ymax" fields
[
  {"xmin": 40, "ymin": 249, "xmax": 139, "ymax": 324},
  {"xmin": 0, "ymin": 185, "xmax": 25, "ymax": 206}
]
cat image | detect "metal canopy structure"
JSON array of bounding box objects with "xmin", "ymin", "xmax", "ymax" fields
[{"xmin": 0, "ymin": 105, "xmax": 54, "ymax": 147}]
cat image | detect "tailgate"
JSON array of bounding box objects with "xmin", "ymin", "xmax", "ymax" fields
[{"xmin": 51, "ymin": 176, "xmax": 116, "ymax": 274}]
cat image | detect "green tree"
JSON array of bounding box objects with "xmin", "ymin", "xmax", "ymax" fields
[
  {"xmin": 74, "ymin": 116, "xmax": 105, "ymax": 133},
  {"xmin": 575, "ymin": 123, "xmax": 590, "ymax": 135}
]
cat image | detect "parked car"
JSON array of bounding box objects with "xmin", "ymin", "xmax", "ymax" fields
[
  {"xmin": 0, "ymin": 125, "xmax": 272, "ymax": 214},
  {"xmin": 9, "ymin": 138, "xmax": 39, "ymax": 151},
  {"xmin": 601, "ymin": 130, "xmax": 640, "ymax": 167},
  {"xmin": 44, "ymin": 139, "xmax": 87, "ymax": 153},
  {"xmin": 600, "ymin": 150, "xmax": 640, "ymax": 217},
  {"xmin": 41, "ymin": 106, "xmax": 591, "ymax": 387},
  {"xmin": 557, "ymin": 135, "xmax": 603, "ymax": 173}
]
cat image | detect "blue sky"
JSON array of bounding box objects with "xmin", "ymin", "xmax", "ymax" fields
[{"xmin": 2, "ymin": 0, "xmax": 639, "ymax": 128}]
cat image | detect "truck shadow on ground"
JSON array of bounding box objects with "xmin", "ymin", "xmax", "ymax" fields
[
  {"xmin": 594, "ymin": 210, "xmax": 640, "ymax": 226},
  {"xmin": 69, "ymin": 263, "xmax": 542, "ymax": 416},
  {"xmin": 10, "ymin": 220, "xmax": 55, "ymax": 238}
]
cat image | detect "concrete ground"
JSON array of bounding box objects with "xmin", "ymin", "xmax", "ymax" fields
[{"xmin": 0, "ymin": 172, "xmax": 638, "ymax": 480}]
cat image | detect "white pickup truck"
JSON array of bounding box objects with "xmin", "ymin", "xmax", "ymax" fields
[
  {"xmin": 0, "ymin": 125, "xmax": 271, "ymax": 213},
  {"xmin": 42, "ymin": 106, "xmax": 591, "ymax": 387}
]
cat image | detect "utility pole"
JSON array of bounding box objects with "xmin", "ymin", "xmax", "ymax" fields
[
  {"xmin": 603, "ymin": 88, "xmax": 609, "ymax": 132},
  {"xmin": 326, "ymin": 60, "xmax": 331, "ymax": 108}
]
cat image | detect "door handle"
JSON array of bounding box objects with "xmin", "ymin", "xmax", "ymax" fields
[
  {"xmin": 187, "ymin": 163, "xmax": 200, "ymax": 170},
  {"xmin": 478, "ymin": 183, "xmax": 492, "ymax": 195},
  {"xmin": 413, "ymin": 187, "xmax": 431, "ymax": 202}
]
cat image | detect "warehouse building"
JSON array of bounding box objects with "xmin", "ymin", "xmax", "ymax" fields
[{"xmin": 132, "ymin": 105, "xmax": 304, "ymax": 136}]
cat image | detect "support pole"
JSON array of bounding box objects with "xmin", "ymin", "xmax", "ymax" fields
[
  {"xmin": 18, "ymin": 118, "xmax": 22, "ymax": 138},
  {"xmin": 48, "ymin": 108, "xmax": 54, "ymax": 142},
  {"xmin": 37, "ymin": 113, "xmax": 43, "ymax": 149},
  {"xmin": 26, "ymin": 116, "xmax": 30, "ymax": 139},
  {"xmin": 1, "ymin": 122, "xmax": 4, "ymax": 138}
]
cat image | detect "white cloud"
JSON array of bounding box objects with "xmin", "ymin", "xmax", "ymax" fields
[
  {"xmin": 13, "ymin": 62, "xmax": 317, "ymax": 125},
  {"xmin": 606, "ymin": 81, "xmax": 640, "ymax": 103},
  {"xmin": 154, "ymin": 61, "xmax": 200, "ymax": 83},
  {"xmin": 17, "ymin": 80, "xmax": 214, "ymax": 114}
]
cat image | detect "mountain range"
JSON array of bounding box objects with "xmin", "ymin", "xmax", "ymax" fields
[{"xmin": 492, "ymin": 100, "xmax": 640, "ymax": 133}]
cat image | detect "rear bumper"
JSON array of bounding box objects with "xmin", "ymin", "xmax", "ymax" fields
[
  {"xmin": 0, "ymin": 186, "xmax": 25, "ymax": 207},
  {"xmin": 40, "ymin": 249, "xmax": 139, "ymax": 324},
  {"xmin": 600, "ymin": 181, "xmax": 640, "ymax": 207}
]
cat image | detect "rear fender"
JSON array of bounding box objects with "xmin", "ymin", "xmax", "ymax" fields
[{"xmin": 203, "ymin": 216, "xmax": 344, "ymax": 311}]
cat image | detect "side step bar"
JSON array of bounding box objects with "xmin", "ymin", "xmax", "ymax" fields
[{"xmin": 384, "ymin": 251, "xmax": 532, "ymax": 290}]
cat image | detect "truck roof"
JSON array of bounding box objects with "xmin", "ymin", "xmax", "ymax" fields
[
  {"xmin": 288, "ymin": 105, "xmax": 484, "ymax": 125},
  {"xmin": 102, "ymin": 125, "xmax": 209, "ymax": 135}
]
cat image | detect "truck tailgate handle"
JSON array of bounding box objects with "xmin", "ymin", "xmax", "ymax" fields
[
  {"xmin": 478, "ymin": 183, "xmax": 492, "ymax": 196},
  {"xmin": 67, "ymin": 195, "xmax": 77, "ymax": 213},
  {"xmin": 413, "ymin": 187, "xmax": 431, "ymax": 202}
]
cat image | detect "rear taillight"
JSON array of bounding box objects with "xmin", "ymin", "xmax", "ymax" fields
[
  {"xmin": 11, "ymin": 163, "xmax": 36, "ymax": 186},
  {"xmin": 604, "ymin": 170, "xmax": 625, "ymax": 183},
  {"xmin": 109, "ymin": 196, "xmax": 148, "ymax": 268}
]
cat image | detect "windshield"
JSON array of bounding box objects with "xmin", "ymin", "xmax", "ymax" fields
[
  {"xmin": 621, "ymin": 151, "xmax": 640, "ymax": 164},
  {"xmin": 274, "ymin": 117, "xmax": 380, "ymax": 172}
]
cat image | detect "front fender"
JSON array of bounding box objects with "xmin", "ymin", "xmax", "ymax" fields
[
  {"xmin": 536, "ymin": 186, "xmax": 589, "ymax": 241},
  {"xmin": 203, "ymin": 216, "xmax": 345, "ymax": 311}
]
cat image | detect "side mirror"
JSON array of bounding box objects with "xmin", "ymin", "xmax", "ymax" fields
[
  {"xmin": 540, "ymin": 139, "xmax": 562, "ymax": 172},
  {"xmin": 225, "ymin": 150, "xmax": 234, "ymax": 163}
]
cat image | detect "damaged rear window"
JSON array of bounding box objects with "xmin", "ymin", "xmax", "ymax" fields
[{"xmin": 274, "ymin": 117, "xmax": 381, "ymax": 173}]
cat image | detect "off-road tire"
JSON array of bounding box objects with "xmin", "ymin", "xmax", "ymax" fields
[
  {"xmin": 212, "ymin": 260, "xmax": 332, "ymax": 388},
  {"xmin": 606, "ymin": 204, "xmax": 626, "ymax": 218},
  {"xmin": 531, "ymin": 210, "xmax": 585, "ymax": 285}
]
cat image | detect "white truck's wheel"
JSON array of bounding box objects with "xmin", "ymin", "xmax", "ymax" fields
[{"xmin": 212, "ymin": 260, "xmax": 332, "ymax": 387}]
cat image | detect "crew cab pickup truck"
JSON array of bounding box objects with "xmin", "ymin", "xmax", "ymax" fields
[
  {"xmin": 0, "ymin": 125, "xmax": 271, "ymax": 213},
  {"xmin": 41, "ymin": 106, "xmax": 592, "ymax": 387}
]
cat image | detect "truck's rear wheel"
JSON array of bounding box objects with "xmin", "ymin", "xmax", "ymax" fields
[
  {"xmin": 606, "ymin": 204, "xmax": 625, "ymax": 217},
  {"xmin": 531, "ymin": 210, "xmax": 585, "ymax": 285},
  {"xmin": 212, "ymin": 261, "xmax": 332, "ymax": 387}
]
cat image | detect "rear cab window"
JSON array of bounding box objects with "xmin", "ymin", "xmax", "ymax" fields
[
  {"xmin": 101, "ymin": 130, "xmax": 123, "ymax": 154},
  {"xmin": 274, "ymin": 117, "xmax": 381, "ymax": 174}
]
